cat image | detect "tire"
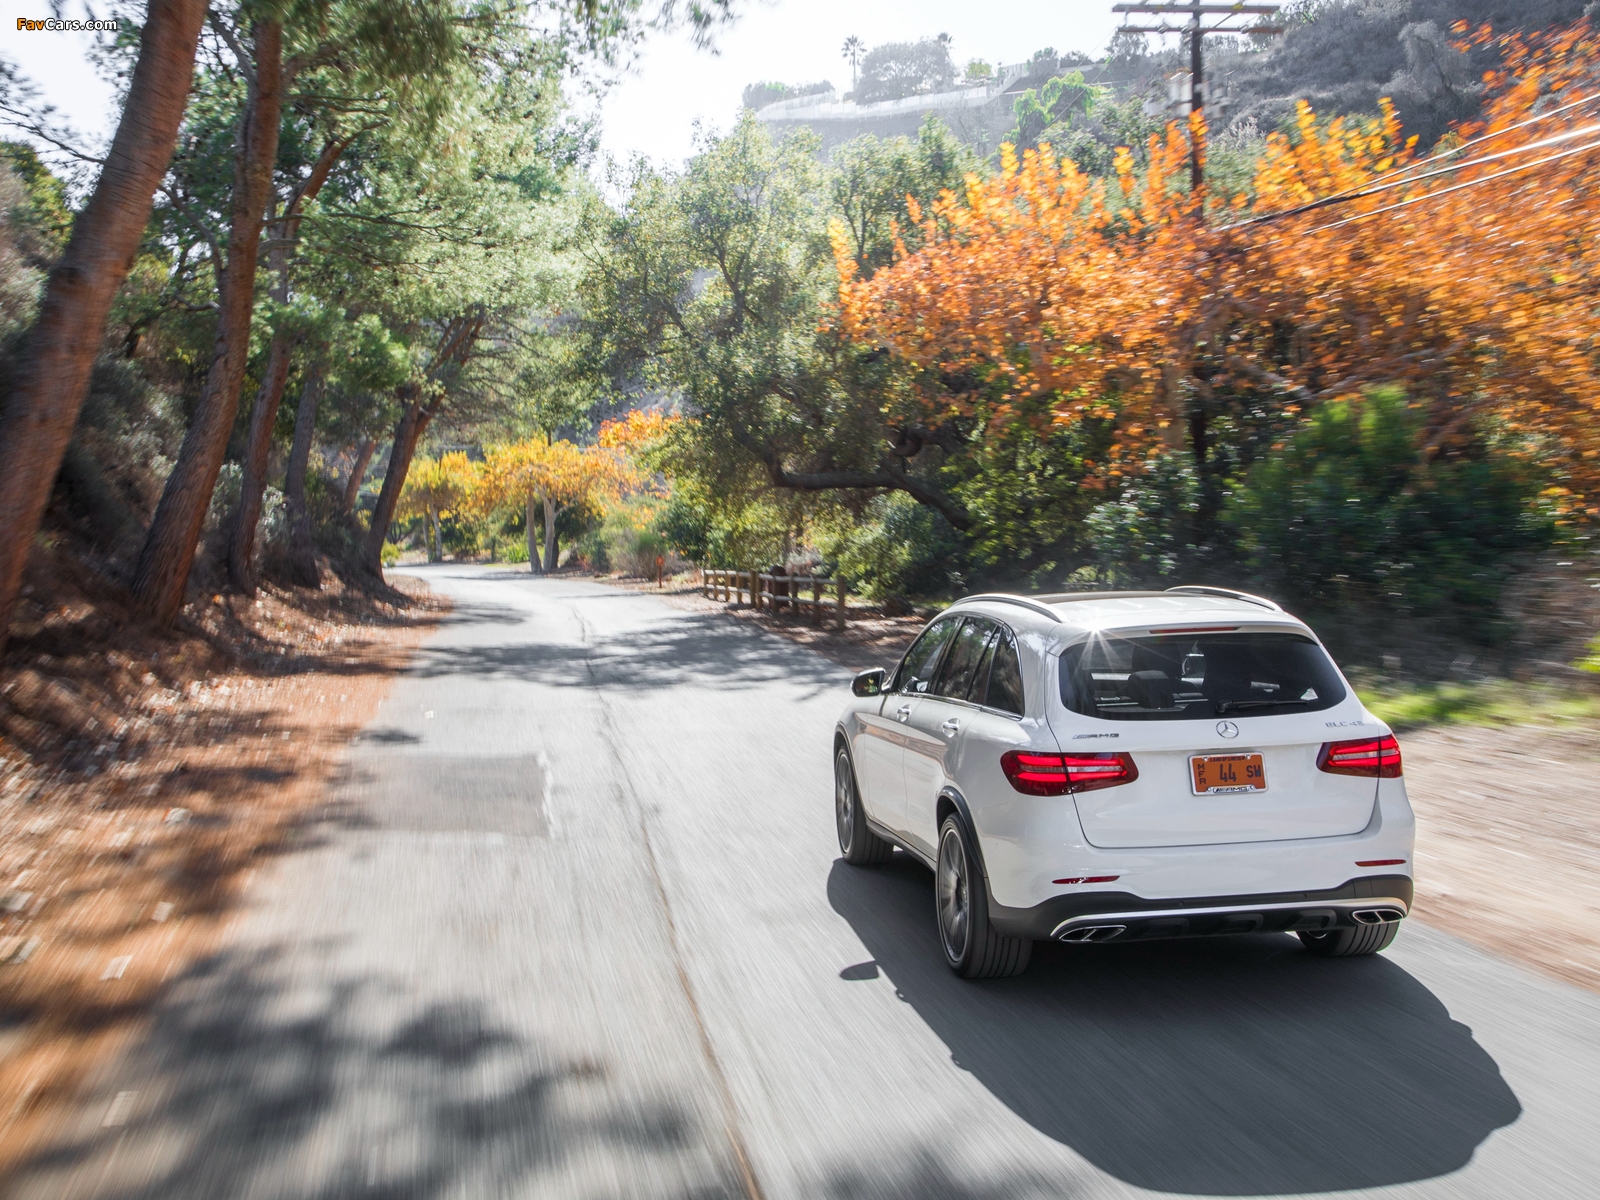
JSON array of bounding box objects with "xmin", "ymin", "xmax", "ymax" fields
[
  {"xmin": 935, "ymin": 815, "xmax": 1032, "ymax": 979},
  {"xmin": 835, "ymin": 746, "xmax": 893, "ymax": 865},
  {"xmin": 1298, "ymin": 919, "xmax": 1401, "ymax": 957}
]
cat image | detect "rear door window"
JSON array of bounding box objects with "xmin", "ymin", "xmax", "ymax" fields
[
  {"xmin": 1060, "ymin": 632, "xmax": 1346, "ymax": 720},
  {"xmin": 894, "ymin": 618, "xmax": 961, "ymax": 694},
  {"xmin": 933, "ymin": 617, "xmax": 995, "ymax": 701},
  {"xmin": 984, "ymin": 627, "xmax": 1025, "ymax": 715}
]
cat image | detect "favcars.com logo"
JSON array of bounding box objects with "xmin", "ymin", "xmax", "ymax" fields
[{"xmin": 16, "ymin": 17, "xmax": 121, "ymax": 31}]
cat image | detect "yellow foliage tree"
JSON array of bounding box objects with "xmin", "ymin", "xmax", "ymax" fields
[
  {"xmin": 397, "ymin": 452, "xmax": 477, "ymax": 562},
  {"xmin": 478, "ymin": 439, "xmax": 638, "ymax": 572}
]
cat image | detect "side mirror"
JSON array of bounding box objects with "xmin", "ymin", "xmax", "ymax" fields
[{"xmin": 852, "ymin": 668, "xmax": 886, "ymax": 697}]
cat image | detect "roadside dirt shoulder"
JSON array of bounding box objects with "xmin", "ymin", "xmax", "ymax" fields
[
  {"xmin": 1400, "ymin": 723, "xmax": 1600, "ymax": 992},
  {"xmin": 0, "ymin": 570, "xmax": 445, "ymax": 1174}
]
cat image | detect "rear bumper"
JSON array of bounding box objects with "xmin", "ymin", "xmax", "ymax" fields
[{"xmin": 988, "ymin": 875, "xmax": 1413, "ymax": 942}]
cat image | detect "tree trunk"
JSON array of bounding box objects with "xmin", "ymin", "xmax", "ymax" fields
[
  {"xmin": 0, "ymin": 0, "xmax": 206, "ymax": 650},
  {"xmin": 542, "ymin": 493, "xmax": 560, "ymax": 573},
  {"xmin": 362, "ymin": 389, "xmax": 433, "ymax": 574},
  {"xmin": 227, "ymin": 135, "xmax": 350, "ymax": 591},
  {"xmin": 358, "ymin": 316, "xmax": 483, "ymax": 576},
  {"xmin": 340, "ymin": 436, "xmax": 377, "ymax": 516},
  {"xmin": 226, "ymin": 329, "xmax": 292, "ymax": 590},
  {"xmin": 283, "ymin": 369, "xmax": 321, "ymax": 587},
  {"xmin": 526, "ymin": 495, "xmax": 541, "ymax": 573},
  {"xmin": 133, "ymin": 19, "xmax": 284, "ymax": 623}
]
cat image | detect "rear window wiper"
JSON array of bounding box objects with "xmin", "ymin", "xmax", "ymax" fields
[{"xmin": 1216, "ymin": 698, "xmax": 1310, "ymax": 713}]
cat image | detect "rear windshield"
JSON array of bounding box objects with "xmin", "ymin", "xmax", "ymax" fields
[{"xmin": 1059, "ymin": 632, "xmax": 1347, "ymax": 721}]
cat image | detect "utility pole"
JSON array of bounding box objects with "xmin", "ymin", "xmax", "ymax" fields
[{"xmin": 1112, "ymin": 2, "xmax": 1284, "ymax": 194}]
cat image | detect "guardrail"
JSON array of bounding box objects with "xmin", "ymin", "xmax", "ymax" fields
[{"xmin": 701, "ymin": 568, "xmax": 848, "ymax": 630}]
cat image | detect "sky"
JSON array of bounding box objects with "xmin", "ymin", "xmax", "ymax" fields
[
  {"xmin": 594, "ymin": 0, "xmax": 1127, "ymax": 170},
  {"xmin": 0, "ymin": 0, "xmax": 1131, "ymax": 173}
]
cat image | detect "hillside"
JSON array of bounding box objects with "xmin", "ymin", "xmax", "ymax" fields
[{"xmin": 756, "ymin": 1, "xmax": 1593, "ymax": 159}]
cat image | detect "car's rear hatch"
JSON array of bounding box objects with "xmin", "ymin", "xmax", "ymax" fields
[{"xmin": 1052, "ymin": 625, "xmax": 1378, "ymax": 849}]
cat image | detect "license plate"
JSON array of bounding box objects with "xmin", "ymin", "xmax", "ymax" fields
[{"xmin": 1190, "ymin": 753, "xmax": 1266, "ymax": 795}]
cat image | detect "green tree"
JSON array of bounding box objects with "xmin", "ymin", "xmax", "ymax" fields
[
  {"xmin": 1007, "ymin": 70, "xmax": 1099, "ymax": 152},
  {"xmin": 0, "ymin": 0, "xmax": 208, "ymax": 651},
  {"xmin": 854, "ymin": 39, "xmax": 955, "ymax": 104},
  {"xmin": 829, "ymin": 115, "xmax": 975, "ymax": 277},
  {"xmin": 133, "ymin": 0, "xmax": 514, "ymax": 619},
  {"xmin": 581, "ymin": 114, "xmax": 972, "ymax": 535}
]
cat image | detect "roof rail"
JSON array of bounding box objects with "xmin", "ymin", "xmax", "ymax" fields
[
  {"xmin": 1163, "ymin": 585, "xmax": 1282, "ymax": 612},
  {"xmin": 949, "ymin": 593, "xmax": 1063, "ymax": 623},
  {"xmin": 1032, "ymin": 591, "xmax": 1169, "ymax": 604}
]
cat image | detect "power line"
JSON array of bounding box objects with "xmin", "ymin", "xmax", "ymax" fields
[
  {"xmin": 1304, "ymin": 135, "xmax": 1600, "ymax": 233},
  {"xmin": 1230, "ymin": 89, "xmax": 1600, "ymax": 228},
  {"xmin": 1230, "ymin": 113, "xmax": 1600, "ymax": 228}
]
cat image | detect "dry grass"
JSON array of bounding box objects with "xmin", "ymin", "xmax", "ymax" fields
[{"xmin": 0, "ymin": 551, "xmax": 445, "ymax": 1175}]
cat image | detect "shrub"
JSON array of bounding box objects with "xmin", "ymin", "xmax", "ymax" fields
[
  {"xmin": 1224, "ymin": 388, "xmax": 1555, "ymax": 628},
  {"xmin": 655, "ymin": 493, "xmax": 712, "ymax": 564},
  {"xmin": 824, "ymin": 492, "xmax": 966, "ymax": 599},
  {"xmin": 1084, "ymin": 454, "xmax": 1206, "ymax": 585}
]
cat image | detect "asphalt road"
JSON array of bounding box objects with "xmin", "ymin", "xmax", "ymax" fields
[{"xmin": 17, "ymin": 569, "xmax": 1600, "ymax": 1200}]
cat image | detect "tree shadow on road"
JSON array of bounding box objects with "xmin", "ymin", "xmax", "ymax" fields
[
  {"xmin": 5, "ymin": 943, "xmax": 745, "ymax": 1200},
  {"xmin": 828, "ymin": 855, "xmax": 1521, "ymax": 1196},
  {"xmin": 407, "ymin": 608, "xmax": 845, "ymax": 699}
]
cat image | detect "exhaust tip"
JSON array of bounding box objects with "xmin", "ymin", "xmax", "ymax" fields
[
  {"xmin": 1352, "ymin": 908, "xmax": 1405, "ymax": 925},
  {"xmin": 1059, "ymin": 924, "xmax": 1126, "ymax": 943}
]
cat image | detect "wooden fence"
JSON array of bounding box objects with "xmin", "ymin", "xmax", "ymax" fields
[{"xmin": 701, "ymin": 568, "xmax": 847, "ymax": 630}]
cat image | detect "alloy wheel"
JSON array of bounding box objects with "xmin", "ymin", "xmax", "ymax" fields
[
  {"xmin": 835, "ymin": 752, "xmax": 855, "ymax": 854},
  {"xmin": 937, "ymin": 826, "xmax": 970, "ymax": 962}
]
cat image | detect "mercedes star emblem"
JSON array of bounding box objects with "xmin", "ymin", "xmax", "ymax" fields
[{"xmin": 1216, "ymin": 720, "xmax": 1240, "ymax": 739}]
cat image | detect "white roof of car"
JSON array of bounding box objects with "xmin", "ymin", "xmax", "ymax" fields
[{"xmin": 949, "ymin": 588, "xmax": 1312, "ymax": 640}]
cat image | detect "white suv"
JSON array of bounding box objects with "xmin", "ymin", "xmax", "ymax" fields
[{"xmin": 833, "ymin": 587, "xmax": 1414, "ymax": 979}]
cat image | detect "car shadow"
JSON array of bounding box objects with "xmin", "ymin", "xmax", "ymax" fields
[{"xmin": 828, "ymin": 855, "xmax": 1521, "ymax": 1196}]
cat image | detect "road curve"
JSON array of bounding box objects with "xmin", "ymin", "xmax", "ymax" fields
[{"xmin": 15, "ymin": 568, "xmax": 1600, "ymax": 1199}]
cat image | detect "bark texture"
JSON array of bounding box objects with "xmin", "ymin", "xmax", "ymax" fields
[
  {"xmin": 0, "ymin": 0, "xmax": 207, "ymax": 649},
  {"xmin": 340, "ymin": 437, "xmax": 377, "ymax": 516},
  {"xmin": 542, "ymin": 494, "xmax": 559, "ymax": 573},
  {"xmin": 133, "ymin": 20, "xmax": 284, "ymax": 623},
  {"xmin": 525, "ymin": 495, "xmax": 540, "ymax": 572},
  {"xmin": 283, "ymin": 370, "xmax": 322, "ymax": 587},
  {"xmin": 226, "ymin": 332, "xmax": 292, "ymax": 586}
]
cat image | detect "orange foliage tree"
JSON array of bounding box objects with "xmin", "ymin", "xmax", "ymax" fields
[{"xmin": 835, "ymin": 19, "xmax": 1600, "ymax": 516}]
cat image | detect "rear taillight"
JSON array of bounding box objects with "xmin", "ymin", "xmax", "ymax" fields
[
  {"xmin": 1318, "ymin": 734, "xmax": 1402, "ymax": 778},
  {"xmin": 1001, "ymin": 751, "xmax": 1139, "ymax": 795}
]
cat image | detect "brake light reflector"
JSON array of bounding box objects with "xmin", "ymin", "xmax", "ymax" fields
[
  {"xmin": 1001, "ymin": 751, "xmax": 1139, "ymax": 795},
  {"xmin": 1318, "ymin": 734, "xmax": 1402, "ymax": 778},
  {"xmin": 1054, "ymin": 875, "xmax": 1121, "ymax": 885},
  {"xmin": 1356, "ymin": 859, "xmax": 1407, "ymax": 867}
]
